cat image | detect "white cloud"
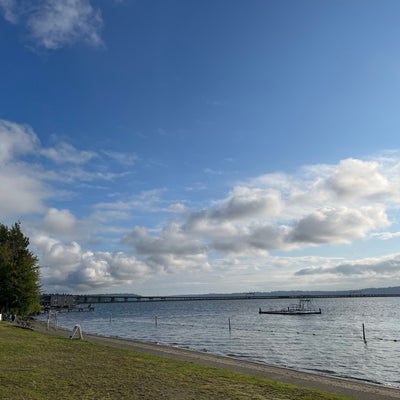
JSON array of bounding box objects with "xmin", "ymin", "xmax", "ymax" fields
[
  {"xmin": 0, "ymin": 165, "xmax": 46, "ymax": 218},
  {"xmin": 42, "ymin": 208, "xmax": 77, "ymax": 234},
  {"xmin": 29, "ymin": 150, "xmax": 400, "ymax": 292},
  {"xmin": 0, "ymin": 120, "xmax": 46, "ymax": 218},
  {"xmin": 372, "ymin": 231, "xmax": 400, "ymax": 240},
  {"xmin": 0, "ymin": 118, "xmax": 136, "ymax": 226},
  {"xmin": 3, "ymin": 118, "xmax": 400, "ymax": 293},
  {"xmin": 176, "ymin": 186, "xmax": 284, "ymax": 255},
  {"xmin": 289, "ymin": 205, "xmax": 389, "ymax": 244},
  {"xmin": 209, "ymin": 223, "xmax": 289, "ymax": 255},
  {"xmin": 27, "ymin": 0, "xmax": 103, "ymax": 49},
  {"xmin": 126, "ymin": 157, "xmax": 400, "ymax": 267},
  {"xmin": 322, "ymin": 158, "xmax": 392, "ymax": 201},
  {"xmin": 0, "ymin": 119, "xmax": 39, "ymax": 164},
  {"xmin": 32, "ymin": 234, "xmax": 152, "ymax": 292},
  {"xmin": 125, "ymin": 224, "xmax": 210, "ymax": 274},
  {"xmin": 1, "ymin": 0, "xmax": 103, "ymax": 49},
  {"xmin": 53, "ymin": 167, "xmax": 128, "ymax": 185},
  {"xmin": 41, "ymin": 142, "xmax": 97, "ymax": 164},
  {"xmin": 211, "ymin": 186, "xmax": 282, "ymax": 221},
  {"xmin": 168, "ymin": 202, "xmax": 187, "ymax": 213},
  {"xmin": 103, "ymin": 151, "xmax": 139, "ymax": 166},
  {"xmin": 94, "ymin": 189, "xmax": 166, "ymax": 215},
  {"xmin": 0, "ymin": 0, "xmax": 17, "ymax": 23},
  {"xmin": 296, "ymin": 254, "xmax": 400, "ymax": 279}
]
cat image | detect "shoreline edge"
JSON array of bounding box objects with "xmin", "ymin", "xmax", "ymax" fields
[{"xmin": 31, "ymin": 320, "xmax": 400, "ymax": 400}]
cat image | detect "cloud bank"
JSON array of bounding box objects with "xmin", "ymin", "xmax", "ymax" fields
[
  {"xmin": 128, "ymin": 157, "xmax": 394, "ymax": 261},
  {"xmin": 2, "ymin": 118, "xmax": 400, "ymax": 292}
]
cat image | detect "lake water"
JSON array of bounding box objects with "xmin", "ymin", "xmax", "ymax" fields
[{"xmin": 38, "ymin": 297, "xmax": 400, "ymax": 388}]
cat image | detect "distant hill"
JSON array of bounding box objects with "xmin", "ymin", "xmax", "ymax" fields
[
  {"xmin": 240, "ymin": 286, "xmax": 400, "ymax": 297},
  {"xmin": 189, "ymin": 286, "xmax": 400, "ymax": 298},
  {"xmin": 46, "ymin": 287, "xmax": 400, "ymax": 298},
  {"xmin": 135, "ymin": 286, "xmax": 400, "ymax": 297}
]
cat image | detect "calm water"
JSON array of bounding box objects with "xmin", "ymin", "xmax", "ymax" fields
[{"xmin": 38, "ymin": 297, "xmax": 400, "ymax": 388}]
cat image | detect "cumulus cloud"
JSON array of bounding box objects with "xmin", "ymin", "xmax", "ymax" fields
[
  {"xmin": 1, "ymin": 0, "xmax": 103, "ymax": 49},
  {"xmin": 26, "ymin": 150, "xmax": 400, "ymax": 291},
  {"xmin": 175, "ymin": 187, "xmax": 284, "ymax": 255},
  {"xmin": 42, "ymin": 208, "xmax": 77, "ymax": 234},
  {"xmin": 205, "ymin": 186, "xmax": 282, "ymax": 221},
  {"xmin": 289, "ymin": 205, "xmax": 389, "ymax": 244},
  {"xmin": 322, "ymin": 158, "xmax": 391, "ymax": 201},
  {"xmin": 125, "ymin": 156, "xmax": 400, "ymax": 274},
  {"xmin": 3, "ymin": 117, "xmax": 400, "ymax": 292},
  {"xmin": 210, "ymin": 224, "xmax": 290, "ymax": 255},
  {"xmin": 129, "ymin": 203, "xmax": 388, "ymax": 264},
  {"xmin": 124, "ymin": 224, "xmax": 210, "ymax": 274},
  {"xmin": 32, "ymin": 234, "xmax": 152, "ymax": 291},
  {"xmin": 296, "ymin": 254, "xmax": 400, "ymax": 278}
]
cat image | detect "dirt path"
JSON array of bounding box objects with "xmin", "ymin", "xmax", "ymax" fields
[{"xmin": 32, "ymin": 321, "xmax": 400, "ymax": 400}]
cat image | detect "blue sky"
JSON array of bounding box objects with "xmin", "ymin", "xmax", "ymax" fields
[{"xmin": 2, "ymin": 0, "xmax": 400, "ymax": 295}]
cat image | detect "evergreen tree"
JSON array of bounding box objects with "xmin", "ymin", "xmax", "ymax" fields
[{"xmin": 0, "ymin": 222, "xmax": 41, "ymax": 316}]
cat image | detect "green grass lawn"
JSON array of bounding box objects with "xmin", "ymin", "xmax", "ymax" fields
[{"xmin": 0, "ymin": 322, "xmax": 353, "ymax": 400}]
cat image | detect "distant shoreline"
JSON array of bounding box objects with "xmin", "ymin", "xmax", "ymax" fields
[
  {"xmin": 43, "ymin": 291, "xmax": 400, "ymax": 307},
  {"xmin": 31, "ymin": 319, "xmax": 400, "ymax": 400}
]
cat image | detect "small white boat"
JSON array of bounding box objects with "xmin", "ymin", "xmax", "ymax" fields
[{"xmin": 259, "ymin": 298, "xmax": 322, "ymax": 315}]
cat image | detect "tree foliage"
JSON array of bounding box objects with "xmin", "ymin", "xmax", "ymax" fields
[{"xmin": 0, "ymin": 222, "xmax": 41, "ymax": 316}]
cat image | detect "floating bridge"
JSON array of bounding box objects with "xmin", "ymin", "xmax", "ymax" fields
[
  {"xmin": 75, "ymin": 294, "xmax": 273, "ymax": 303},
  {"xmin": 41, "ymin": 292, "xmax": 398, "ymax": 307}
]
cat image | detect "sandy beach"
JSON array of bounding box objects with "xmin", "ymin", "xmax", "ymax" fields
[{"xmin": 32, "ymin": 320, "xmax": 400, "ymax": 400}]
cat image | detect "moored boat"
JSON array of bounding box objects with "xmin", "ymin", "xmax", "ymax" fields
[{"xmin": 259, "ymin": 298, "xmax": 321, "ymax": 315}]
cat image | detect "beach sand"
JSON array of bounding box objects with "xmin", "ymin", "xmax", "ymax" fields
[{"xmin": 31, "ymin": 320, "xmax": 400, "ymax": 400}]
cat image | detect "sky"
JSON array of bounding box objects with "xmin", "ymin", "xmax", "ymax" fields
[{"xmin": 2, "ymin": 0, "xmax": 400, "ymax": 295}]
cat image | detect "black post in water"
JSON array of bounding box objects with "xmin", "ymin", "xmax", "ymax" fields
[
  {"xmin": 362, "ymin": 323, "xmax": 366, "ymax": 342},
  {"xmin": 228, "ymin": 318, "xmax": 231, "ymax": 332}
]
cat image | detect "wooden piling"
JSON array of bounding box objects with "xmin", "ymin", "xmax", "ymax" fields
[
  {"xmin": 46, "ymin": 310, "xmax": 50, "ymax": 331},
  {"xmin": 362, "ymin": 323, "xmax": 366, "ymax": 342}
]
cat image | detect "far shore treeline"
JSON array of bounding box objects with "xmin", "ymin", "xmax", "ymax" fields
[
  {"xmin": 0, "ymin": 222, "xmax": 41, "ymax": 317},
  {"xmin": 44, "ymin": 286, "xmax": 400, "ymax": 307}
]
